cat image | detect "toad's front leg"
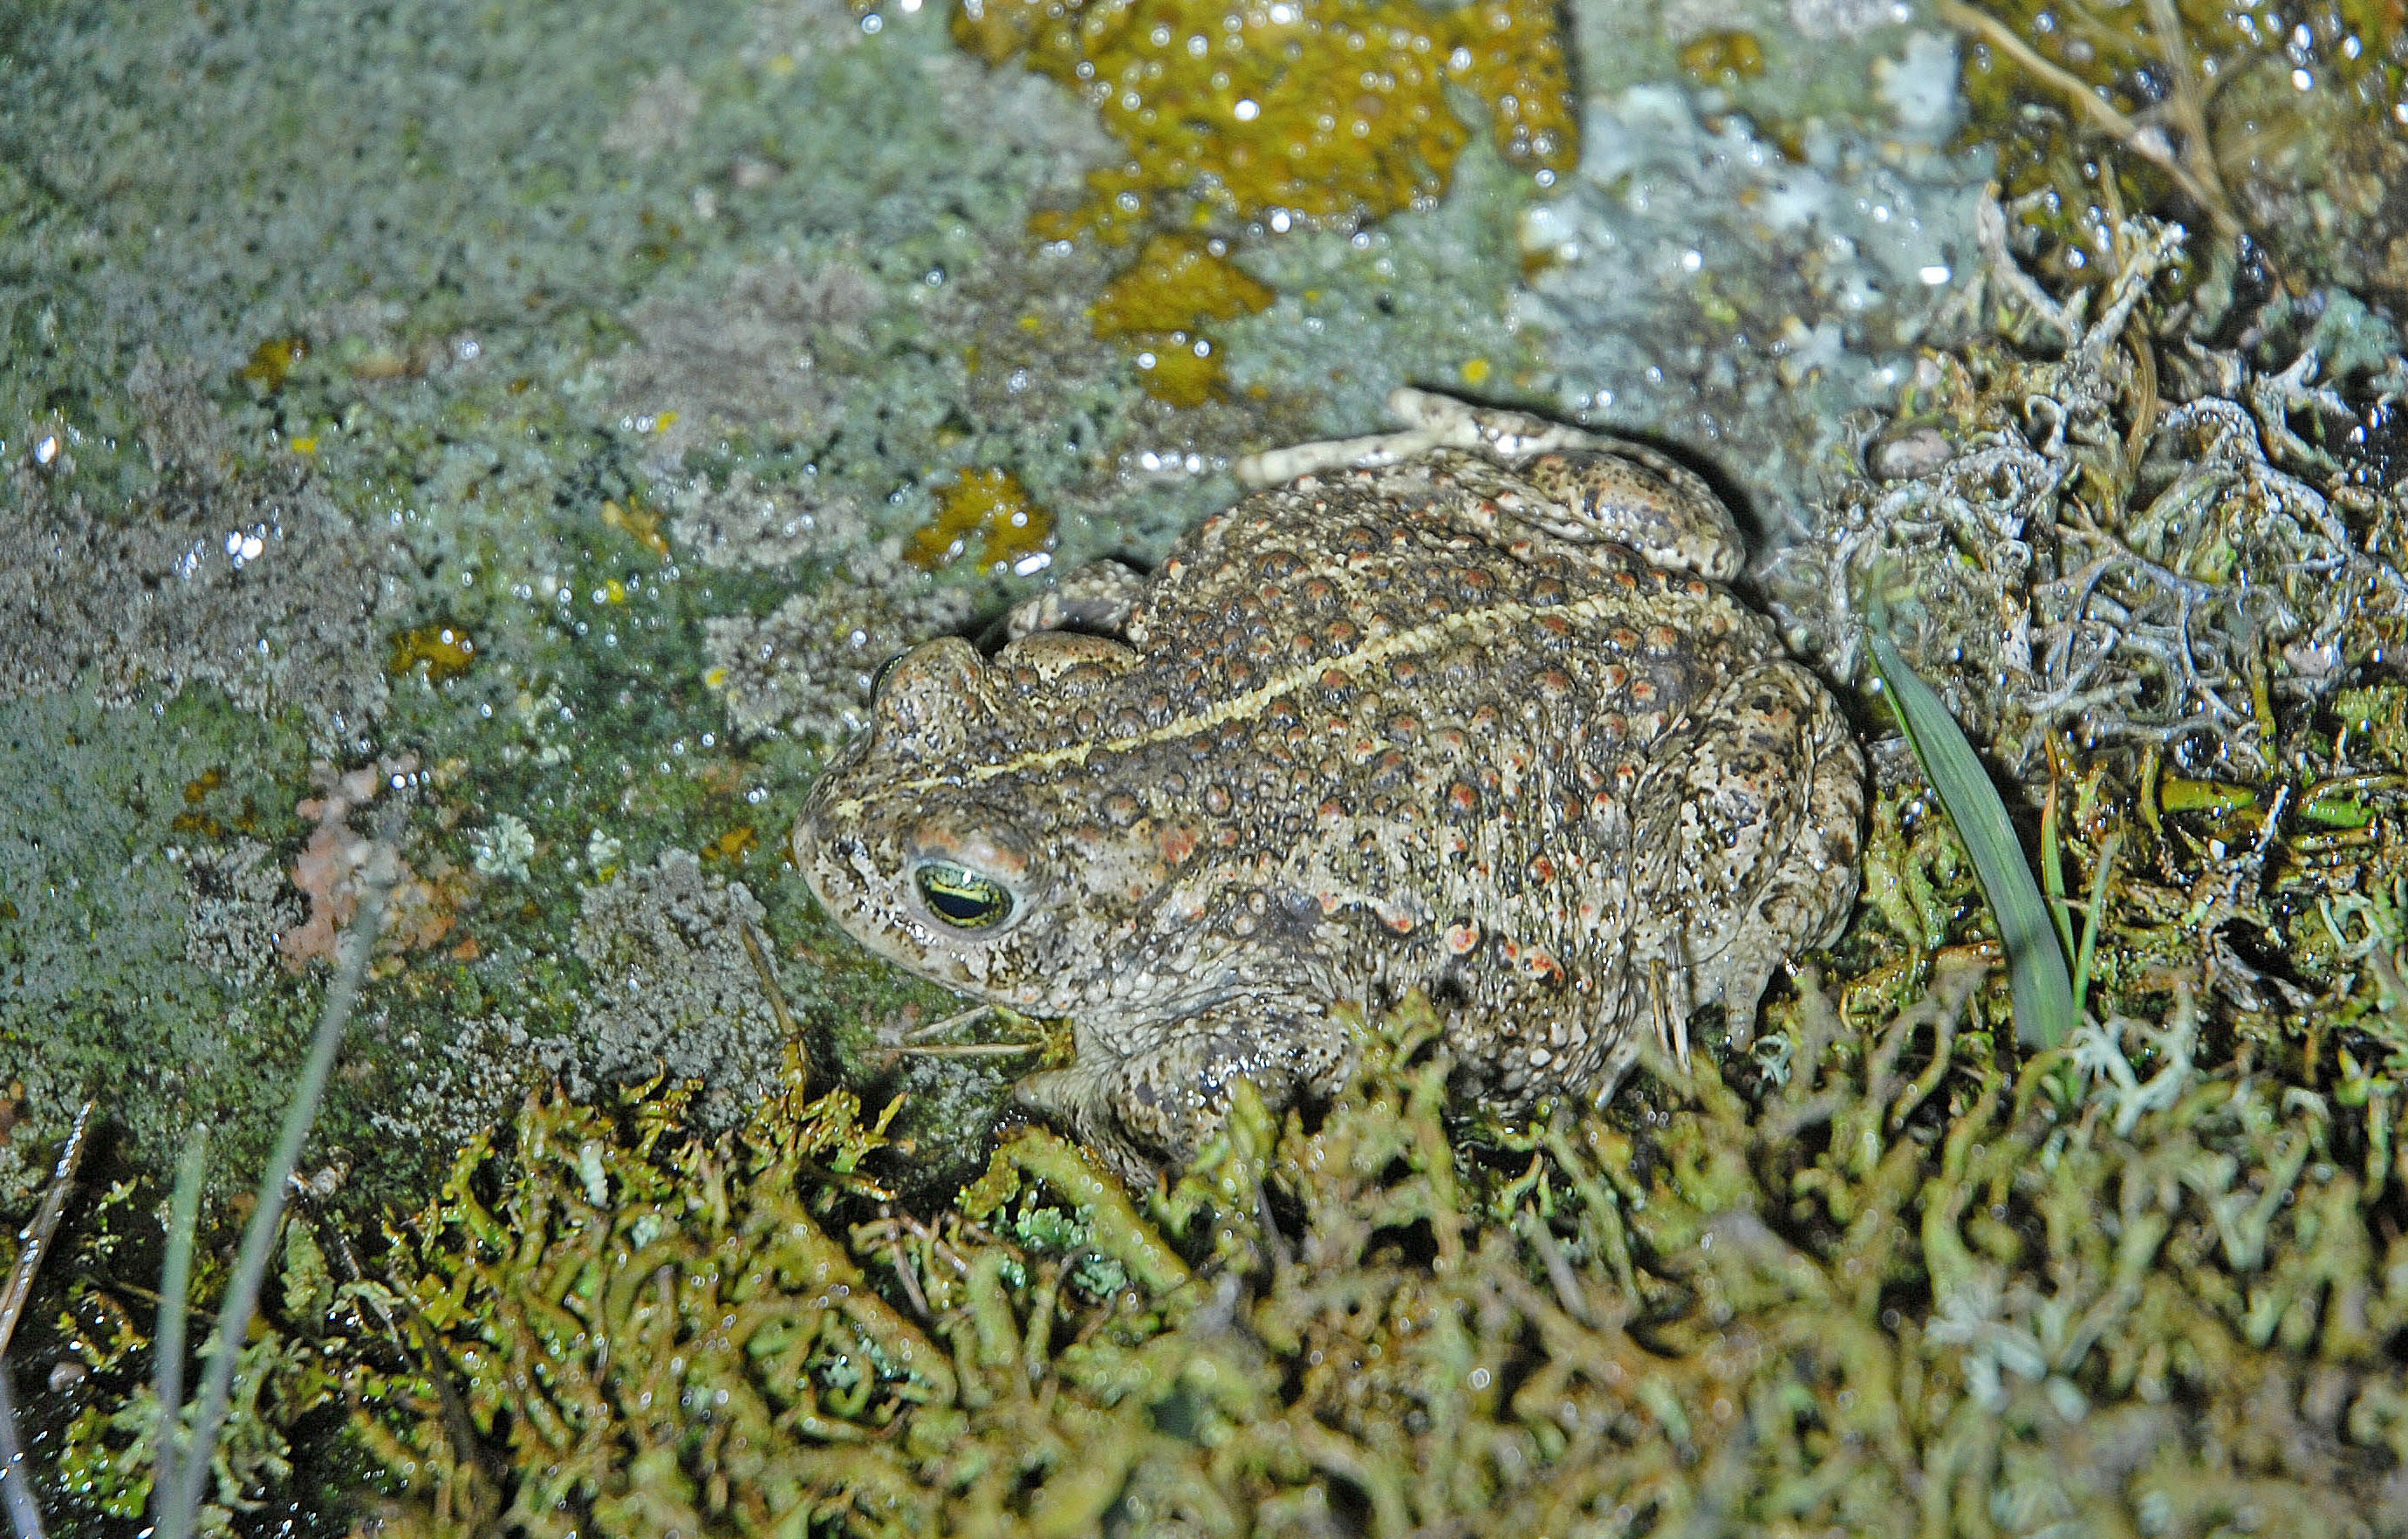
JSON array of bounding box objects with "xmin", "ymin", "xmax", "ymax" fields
[{"xmin": 1014, "ymin": 998, "xmax": 1354, "ymax": 1179}]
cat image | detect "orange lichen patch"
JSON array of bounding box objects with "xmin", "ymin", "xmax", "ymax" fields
[
  {"xmin": 906, "ymin": 468, "xmax": 1057, "ymax": 574},
  {"xmin": 602, "ymin": 496, "xmax": 673, "ymax": 557},
  {"xmin": 182, "ymin": 767, "xmax": 228, "ymax": 805},
  {"xmin": 702, "ymin": 824, "xmax": 759, "ymax": 863},
  {"xmin": 957, "ymin": 0, "xmax": 1577, "ymax": 242},
  {"xmin": 1129, "ymin": 333, "xmax": 1228, "ymax": 406},
  {"xmin": 171, "ymin": 766, "xmax": 239, "ymax": 838},
  {"xmin": 387, "ymin": 623, "xmax": 478, "ymax": 681},
  {"xmin": 1678, "ymin": 30, "xmax": 1765, "ymax": 86},
  {"xmin": 241, "ymin": 335, "xmax": 310, "ymax": 391},
  {"xmin": 1092, "ymin": 234, "xmax": 1276, "ymax": 333},
  {"xmin": 1091, "ymin": 234, "xmax": 1276, "ymax": 405}
]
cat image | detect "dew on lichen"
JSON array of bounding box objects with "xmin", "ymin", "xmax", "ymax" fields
[
  {"xmin": 1091, "ymin": 231, "xmax": 1275, "ymax": 404},
  {"xmin": 387, "ymin": 623, "xmax": 478, "ymax": 681},
  {"xmin": 906, "ymin": 466, "xmax": 1057, "ymax": 575},
  {"xmin": 954, "ymin": 0, "xmax": 1577, "ymax": 243}
]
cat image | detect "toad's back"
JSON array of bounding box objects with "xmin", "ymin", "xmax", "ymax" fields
[{"xmin": 797, "ymin": 393, "xmax": 1862, "ymax": 1173}]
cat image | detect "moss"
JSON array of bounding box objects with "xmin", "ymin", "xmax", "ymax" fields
[
  {"xmin": 311, "ymin": 978, "xmax": 2408, "ymax": 1534},
  {"xmin": 1948, "ymin": 0, "xmax": 2408, "ymax": 303}
]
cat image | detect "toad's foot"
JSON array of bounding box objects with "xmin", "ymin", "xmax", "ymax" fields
[
  {"xmin": 1234, "ymin": 387, "xmax": 1597, "ymax": 489},
  {"xmin": 1236, "ymin": 388, "xmax": 1743, "ymax": 579},
  {"xmin": 1014, "ymin": 1001, "xmax": 1351, "ymax": 1178},
  {"xmin": 1005, "ymin": 558, "xmax": 1149, "ymax": 641}
]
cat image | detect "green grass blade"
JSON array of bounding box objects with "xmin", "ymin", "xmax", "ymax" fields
[
  {"xmin": 149, "ymin": 1123, "xmax": 209, "ymax": 1525},
  {"xmin": 0, "ymin": 1359, "xmax": 44, "ymax": 1539},
  {"xmin": 2041, "ymin": 783, "xmax": 2078, "ymax": 967},
  {"xmin": 155, "ymin": 822, "xmax": 399, "ymax": 1539},
  {"xmin": 2072, "ymin": 833, "xmax": 2121, "ymax": 1020},
  {"xmin": 1869, "ymin": 634, "xmax": 2076, "ymax": 1050}
]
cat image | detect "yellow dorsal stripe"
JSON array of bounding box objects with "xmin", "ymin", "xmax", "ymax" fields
[{"xmin": 876, "ymin": 586, "xmax": 1638, "ymax": 797}]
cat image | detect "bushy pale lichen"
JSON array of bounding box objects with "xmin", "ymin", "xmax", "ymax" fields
[
  {"xmin": 567, "ymin": 848, "xmax": 792, "ymax": 1128},
  {"xmin": 1751, "ymin": 188, "xmax": 2408, "ymax": 1091},
  {"xmin": 1769, "ymin": 207, "xmax": 2404, "ymax": 784}
]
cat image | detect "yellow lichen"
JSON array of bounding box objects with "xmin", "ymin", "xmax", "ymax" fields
[
  {"xmin": 1091, "ymin": 233, "xmax": 1275, "ymax": 404},
  {"xmin": 600, "ymin": 496, "xmax": 672, "ymax": 557},
  {"xmin": 955, "ymin": 0, "xmax": 1577, "ymax": 243},
  {"xmin": 1091, "ymin": 233, "xmax": 1276, "ymax": 332},
  {"xmin": 1677, "ymin": 29, "xmax": 1765, "ymax": 86},
  {"xmin": 701, "ymin": 824, "xmax": 758, "ymax": 864},
  {"xmin": 240, "ymin": 335, "xmax": 309, "ymax": 391},
  {"xmin": 906, "ymin": 468, "xmax": 1057, "ymax": 574},
  {"xmin": 387, "ymin": 623, "xmax": 478, "ymax": 681},
  {"xmin": 1127, "ymin": 335, "xmax": 1225, "ymax": 406}
]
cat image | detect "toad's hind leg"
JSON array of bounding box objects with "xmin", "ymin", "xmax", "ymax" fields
[{"xmin": 1647, "ymin": 660, "xmax": 1864, "ymax": 1050}]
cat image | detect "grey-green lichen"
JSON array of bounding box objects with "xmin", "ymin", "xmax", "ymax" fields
[
  {"xmin": 566, "ymin": 847, "xmax": 789, "ymax": 1126},
  {"xmin": 3, "ymin": 377, "xmax": 407, "ymax": 745},
  {"xmin": 702, "ymin": 554, "xmax": 979, "ymax": 744}
]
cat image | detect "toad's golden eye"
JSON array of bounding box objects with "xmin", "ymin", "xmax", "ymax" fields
[{"xmin": 914, "ymin": 860, "xmax": 1014, "ymax": 928}]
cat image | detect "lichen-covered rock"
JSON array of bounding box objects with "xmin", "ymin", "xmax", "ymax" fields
[
  {"xmin": 701, "ymin": 555, "xmax": 978, "ymax": 743},
  {"xmin": 569, "ymin": 847, "xmax": 791, "ymax": 1125},
  {"xmin": 607, "ymin": 260, "xmax": 882, "ymax": 462},
  {"xmin": 2, "ymin": 452, "xmax": 402, "ymax": 745},
  {"xmin": 665, "ymin": 465, "xmax": 868, "ymax": 571}
]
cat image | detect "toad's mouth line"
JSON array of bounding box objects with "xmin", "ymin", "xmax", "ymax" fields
[{"xmin": 822, "ymin": 584, "xmax": 1678, "ymax": 817}]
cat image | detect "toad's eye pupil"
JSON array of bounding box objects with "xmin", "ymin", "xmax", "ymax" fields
[
  {"xmin": 870, "ymin": 651, "xmax": 909, "ymax": 698},
  {"xmin": 914, "ymin": 862, "xmax": 1012, "ymax": 928}
]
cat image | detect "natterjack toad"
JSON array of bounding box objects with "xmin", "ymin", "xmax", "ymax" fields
[{"xmin": 797, "ymin": 390, "xmax": 1864, "ymax": 1174}]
